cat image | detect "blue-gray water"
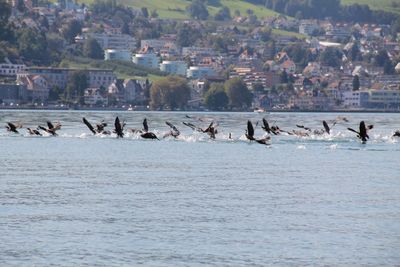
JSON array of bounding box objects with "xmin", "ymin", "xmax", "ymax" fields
[{"xmin": 1, "ymin": 111, "xmax": 399, "ymax": 266}]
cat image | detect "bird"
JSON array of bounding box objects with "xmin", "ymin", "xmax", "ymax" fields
[
  {"xmin": 182, "ymin": 121, "xmax": 217, "ymax": 139},
  {"xmin": 393, "ymin": 130, "xmax": 400, "ymax": 137},
  {"xmin": 296, "ymin": 124, "xmax": 312, "ymax": 132},
  {"xmin": 261, "ymin": 118, "xmax": 280, "ymax": 135},
  {"xmin": 140, "ymin": 118, "xmax": 158, "ymax": 140},
  {"xmin": 114, "ymin": 116, "xmax": 124, "ymax": 138},
  {"xmin": 83, "ymin": 117, "xmax": 110, "ymax": 135},
  {"xmin": 6, "ymin": 122, "xmax": 21, "ymax": 133},
  {"xmin": 27, "ymin": 127, "xmax": 42, "ymax": 136},
  {"xmin": 245, "ymin": 120, "xmax": 270, "ymax": 145},
  {"xmin": 313, "ymin": 120, "xmax": 332, "ymax": 135},
  {"xmin": 348, "ymin": 121, "xmax": 372, "ymax": 143},
  {"xmin": 163, "ymin": 121, "xmax": 180, "ymax": 138},
  {"xmin": 38, "ymin": 121, "xmax": 61, "ymax": 136},
  {"xmin": 322, "ymin": 120, "xmax": 330, "ymax": 134}
]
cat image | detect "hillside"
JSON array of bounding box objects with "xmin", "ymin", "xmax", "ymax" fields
[
  {"xmin": 341, "ymin": 0, "xmax": 400, "ymax": 15},
  {"xmin": 84, "ymin": 0, "xmax": 281, "ymax": 19}
]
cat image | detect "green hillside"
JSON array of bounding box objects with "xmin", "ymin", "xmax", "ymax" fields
[
  {"xmin": 341, "ymin": 0, "xmax": 400, "ymax": 14},
  {"xmin": 84, "ymin": 0, "xmax": 280, "ymax": 19}
]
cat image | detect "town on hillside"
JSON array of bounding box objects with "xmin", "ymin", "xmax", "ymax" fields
[{"xmin": 1, "ymin": 0, "xmax": 400, "ymax": 111}]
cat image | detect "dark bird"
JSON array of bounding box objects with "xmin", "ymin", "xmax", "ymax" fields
[
  {"xmin": 141, "ymin": 132, "xmax": 159, "ymax": 140},
  {"xmin": 261, "ymin": 118, "xmax": 279, "ymax": 135},
  {"xmin": 38, "ymin": 121, "xmax": 61, "ymax": 136},
  {"xmin": 245, "ymin": 120, "xmax": 270, "ymax": 145},
  {"xmin": 114, "ymin": 116, "xmax": 124, "ymax": 138},
  {"xmin": 203, "ymin": 121, "xmax": 218, "ymax": 139},
  {"xmin": 27, "ymin": 128, "xmax": 42, "ymax": 136},
  {"xmin": 140, "ymin": 118, "xmax": 158, "ymax": 140},
  {"xmin": 83, "ymin": 117, "xmax": 110, "ymax": 135},
  {"xmin": 164, "ymin": 121, "xmax": 180, "ymax": 138},
  {"xmin": 296, "ymin": 124, "xmax": 312, "ymax": 132},
  {"xmin": 322, "ymin": 120, "xmax": 330, "ymax": 134},
  {"xmin": 6, "ymin": 122, "xmax": 20, "ymax": 133},
  {"xmin": 182, "ymin": 121, "xmax": 217, "ymax": 139},
  {"xmin": 83, "ymin": 117, "xmax": 96, "ymax": 134},
  {"xmin": 393, "ymin": 130, "xmax": 400, "ymax": 137},
  {"xmin": 313, "ymin": 120, "xmax": 332, "ymax": 135},
  {"xmin": 348, "ymin": 121, "xmax": 372, "ymax": 143}
]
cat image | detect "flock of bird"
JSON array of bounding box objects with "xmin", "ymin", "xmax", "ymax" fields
[{"xmin": 4, "ymin": 114, "xmax": 400, "ymax": 145}]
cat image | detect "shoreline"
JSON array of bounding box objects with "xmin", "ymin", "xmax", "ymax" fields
[{"xmin": 0, "ymin": 107, "xmax": 399, "ymax": 113}]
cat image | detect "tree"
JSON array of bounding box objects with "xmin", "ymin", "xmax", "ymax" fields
[
  {"xmin": 204, "ymin": 83, "xmax": 228, "ymax": 110},
  {"xmin": 66, "ymin": 71, "xmax": 88, "ymax": 104},
  {"xmin": 141, "ymin": 7, "xmax": 149, "ymax": 18},
  {"xmin": 352, "ymin": 75, "xmax": 360, "ymax": 91},
  {"xmin": 61, "ymin": 20, "xmax": 82, "ymax": 43},
  {"xmin": 259, "ymin": 27, "xmax": 272, "ymax": 42},
  {"xmin": 18, "ymin": 28, "xmax": 47, "ymax": 63},
  {"xmin": 280, "ymin": 70, "xmax": 288, "ymax": 83},
  {"xmin": 150, "ymin": 9, "xmax": 159, "ymax": 18},
  {"xmin": 253, "ymin": 83, "xmax": 264, "ymax": 92},
  {"xmin": 186, "ymin": 0, "xmax": 209, "ymax": 20},
  {"xmin": 0, "ymin": 1, "xmax": 11, "ymax": 40},
  {"xmin": 150, "ymin": 76, "xmax": 190, "ymax": 110},
  {"xmin": 374, "ymin": 50, "xmax": 390, "ymax": 67},
  {"xmin": 49, "ymin": 86, "xmax": 63, "ymax": 101},
  {"xmin": 177, "ymin": 24, "xmax": 201, "ymax": 47},
  {"xmin": 224, "ymin": 77, "xmax": 252, "ymax": 109},
  {"xmin": 384, "ymin": 60, "xmax": 395, "ymax": 75},
  {"xmin": 214, "ymin": 6, "xmax": 231, "ymax": 21},
  {"xmin": 319, "ymin": 47, "xmax": 342, "ymax": 68},
  {"xmin": 83, "ymin": 38, "xmax": 104, "ymax": 59}
]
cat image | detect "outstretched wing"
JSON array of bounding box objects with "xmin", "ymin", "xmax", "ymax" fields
[
  {"xmin": 166, "ymin": 121, "xmax": 178, "ymax": 132},
  {"xmin": 347, "ymin": 127, "xmax": 359, "ymax": 135},
  {"xmin": 7, "ymin": 122, "xmax": 17, "ymax": 131},
  {"xmin": 83, "ymin": 117, "xmax": 96, "ymax": 134},
  {"xmin": 114, "ymin": 117, "xmax": 124, "ymax": 138},
  {"xmin": 247, "ymin": 120, "xmax": 254, "ymax": 138},
  {"xmin": 262, "ymin": 118, "xmax": 271, "ymax": 133},
  {"xmin": 47, "ymin": 121, "xmax": 54, "ymax": 130},
  {"xmin": 323, "ymin": 120, "xmax": 330, "ymax": 134},
  {"xmin": 143, "ymin": 118, "xmax": 148, "ymax": 132},
  {"xmin": 183, "ymin": 122, "xmax": 200, "ymax": 131}
]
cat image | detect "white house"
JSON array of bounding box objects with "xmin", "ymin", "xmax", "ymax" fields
[
  {"xmin": 104, "ymin": 49, "xmax": 132, "ymax": 61},
  {"xmin": 160, "ymin": 61, "xmax": 187, "ymax": 76},
  {"xmin": 132, "ymin": 53, "xmax": 160, "ymax": 69},
  {"xmin": 75, "ymin": 33, "xmax": 136, "ymax": 50},
  {"xmin": 186, "ymin": 66, "xmax": 215, "ymax": 79}
]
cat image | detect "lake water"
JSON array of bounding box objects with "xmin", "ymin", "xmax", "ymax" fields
[{"xmin": 1, "ymin": 110, "xmax": 399, "ymax": 266}]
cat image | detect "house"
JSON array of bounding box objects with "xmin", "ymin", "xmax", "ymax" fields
[
  {"xmin": 160, "ymin": 61, "xmax": 187, "ymax": 76},
  {"xmin": 303, "ymin": 62, "xmax": 321, "ymax": 78},
  {"xmin": 132, "ymin": 53, "xmax": 160, "ymax": 69},
  {"xmin": 75, "ymin": 33, "xmax": 136, "ymax": 50},
  {"xmin": 17, "ymin": 67, "xmax": 116, "ymax": 89},
  {"xmin": 341, "ymin": 90, "xmax": 369, "ymax": 108},
  {"xmin": 104, "ymin": 49, "xmax": 132, "ymax": 61},
  {"xmin": 187, "ymin": 66, "xmax": 215, "ymax": 79},
  {"xmin": 299, "ymin": 20, "xmax": 320, "ymax": 35},
  {"xmin": 0, "ymin": 58, "xmax": 26, "ymax": 76},
  {"xmin": 0, "ymin": 83, "xmax": 28, "ymax": 104},
  {"xmin": 280, "ymin": 60, "xmax": 296, "ymax": 74},
  {"xmin": 108, "ymin": 79, "xmax": 143, "ymax": 103},
  {"xmin": 84, "ymin": 88, "xmax": 108, "ymax": 105},
  {"xmin": 17, "ymin": 75, "xmax": 49, "ymax": 102}
]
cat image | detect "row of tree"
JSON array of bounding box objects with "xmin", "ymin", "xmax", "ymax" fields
[
  {"xmin": 150, "ymin": 76, "xmax": 253, "ymax": 110},
  {"xmin": 260, "ymin": 0, "xmax": 400, "ymax": 26}
]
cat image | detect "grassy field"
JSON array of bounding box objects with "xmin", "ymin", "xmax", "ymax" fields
[
  {"xmin": 82, "ymin": 0, "xmax": 280, "ymax": 19},
  {"xmin": 59, "ymin": 57, "xmax": 165, "ymax": 82},
  {"xmin": 341, "ymin": 0, "xmax": 400, "ymax": 14}
]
